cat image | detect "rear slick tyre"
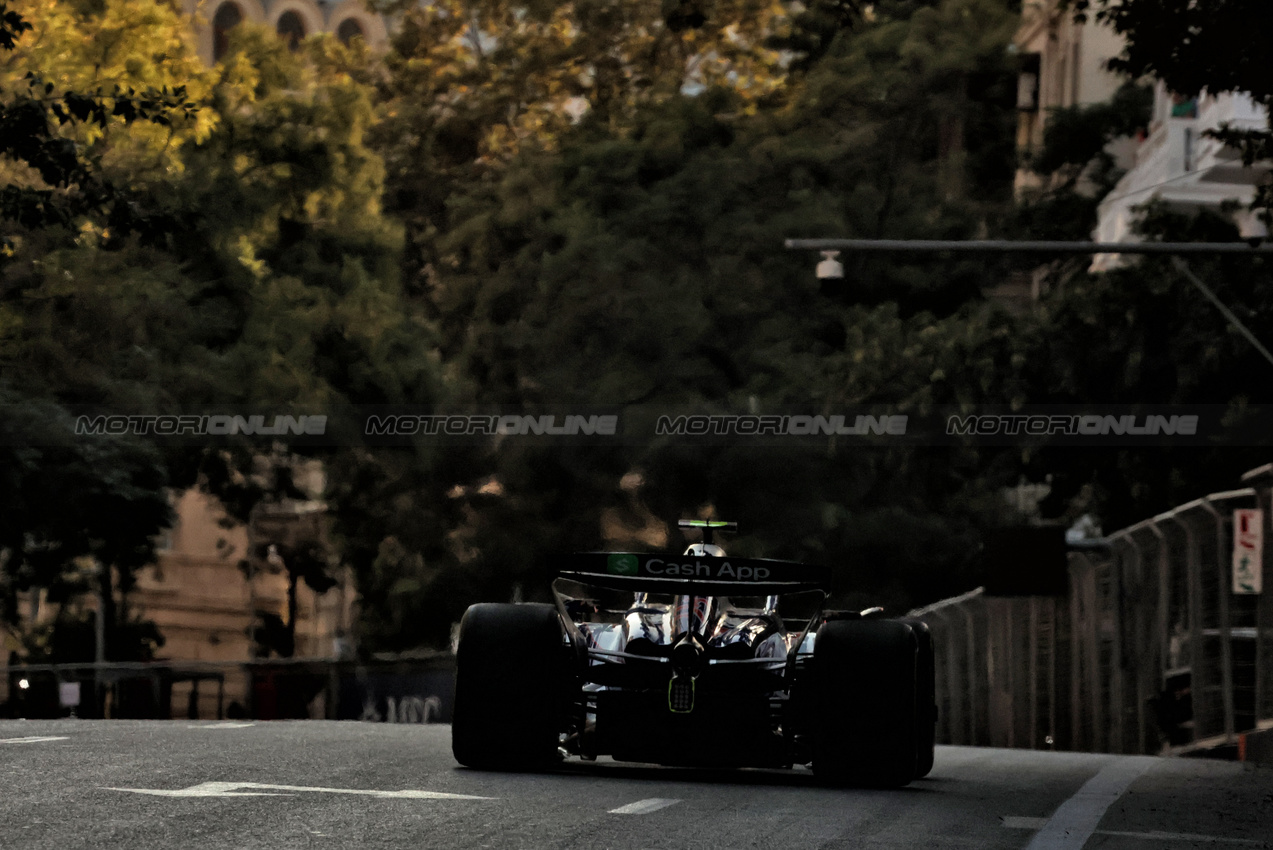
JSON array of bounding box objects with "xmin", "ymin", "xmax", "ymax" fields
[
  {"xmin": 452, "ymin": 602, "xmax": 568, "ymax": 770},
  {"xmin": 812, "ymin": 618, "xmax": 919, "ymax": 787},
  {"xmin": 900, "ymin": 617, "xmax": 937, "ymax": 779}
]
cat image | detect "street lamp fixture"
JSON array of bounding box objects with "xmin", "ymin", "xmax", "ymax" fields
[{"xmin": 815, "ymin": 249, "xmax": 844, "ymax": 282}]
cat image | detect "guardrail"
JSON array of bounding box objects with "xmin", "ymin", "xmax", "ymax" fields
[{"xmin": 909, "ymin": 486, "xmax": 1272, "ymax": 755}]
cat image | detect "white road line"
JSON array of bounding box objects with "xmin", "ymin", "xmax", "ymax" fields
[
  {"xmin": 1095, "ymin": 830, "xmax": 1261, "ymax": 845},
  {"xmin": 0, "ymin": 736, "xmax": 68, "ymax": 745},
  {"xmin": 608, "ymin": 798, "xmax": 681, "ymax": 815},
  {"xmin": 1024, "ymin": 757, "xmax": 1158, "ymax": 850},
  {"xmin": 1005, "ymin": 818, "xmax": 1260, "ymax": 845},
  {"xmin": 185, "ymin": 722, "xmax": 256, "ymax": 729},
  {"xmin": 105, "ymin": 781, "xmax": 494, "ymax": 800},
  {"xmin": 109, "ymin": 783, "xmax": 291, "ymax": 797}
]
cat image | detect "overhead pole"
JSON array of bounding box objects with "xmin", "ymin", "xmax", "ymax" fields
[
  {"xmin": 785, "ymin": 238, "xmax": 1273, "ymax": 368},
  {"xmin": 784, "ymin": 238, "xmax": 1273, "ymax": 255}
]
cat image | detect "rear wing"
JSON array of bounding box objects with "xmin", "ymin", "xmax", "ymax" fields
[{"xmin": 557, "ymin": 552, "xmax": 830, "ymax": 595}]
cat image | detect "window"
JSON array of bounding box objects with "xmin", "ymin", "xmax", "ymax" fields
[
  {"xmin": 1170, "ymin": 95, "xmax": 1198, "ymax": 119},
  {"xmin": 212, "ymin": 2, "xmax": 242, "ymax": 62},
  {"xmin": 276, "ymin": 10, "xmax": 306, "ymax": 51},
  {"xmin": 336, "ymin": 17, "xmax": 364, "ymax": 46}
]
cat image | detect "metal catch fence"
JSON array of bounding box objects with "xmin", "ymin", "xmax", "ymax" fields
[{"xmin": 910, "ymin": 484, "xmax": 1273, "ymax": 755}]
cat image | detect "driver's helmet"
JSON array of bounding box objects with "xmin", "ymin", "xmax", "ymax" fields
[{"xmin": 672, "ymin": 543, "xmax": 727, "ymax": 635}]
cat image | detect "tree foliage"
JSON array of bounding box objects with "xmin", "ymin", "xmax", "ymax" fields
[
  {"xmin": 1006, "ymin": 81, "xmax": 1152, "ymax": 241},
  {"xmin": 0, "ymin": 0, "xmax": 205, "ymax": 254},
  {"xmin": 993, "ymin": 0, "xmax": 1273, "ymax": 527},
  {"xmin": 374, "ymin": 0, "xmax": 871, "ymax": 296},
  {"xmin": 1071, "ymin": 0, "xmax": 1272, "ymax": 102},
  {"xmin": 1010, "ymin": 199, "xmax": 1273, "ymax": 529},
  {"xmin": 1, "ymin": 6, "xmax": 437, "ymax": 659},
  {"xmin": 16, "ymin": 0, "xmax": 1269, "ymax": 660},
  {"xmin": 340, "ymin": 0, "xmax": 1029, "ymax": 647}
]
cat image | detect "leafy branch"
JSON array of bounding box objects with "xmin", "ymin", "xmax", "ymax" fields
[{"xmin": 1, "ymin": 3, "xmax": 199, "ymax": 249}]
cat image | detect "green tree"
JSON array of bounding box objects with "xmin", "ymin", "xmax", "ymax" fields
[
  {"xmin": 993, "ymin": 0, "xmax": 1273, "ymax": 528},
  {"xmin": 1, "ymin": 0, "xmax": 203, "ymax": 660},
  {"xmin": 0, "ymin": 0, "xmax": 203, "ymax": 257},
  {"xmin": 246, "ymin": 528, "xmax": 338, "ymax": 658},
  {"xmin": 1009, "ymin": 81, "xmax": 1153, "ymax": 241},
  {"xmin": 373, "ymin": 0, "xmax": 856, "ymax": 296},
  {"xmin": 340, "ymin": 0, "xmax": 1031, "ymax": 645},
  {"xmin": 0, "ymin": 392, "xmax": 172, "ymax": 660},
  {"xmin": 1015, "ymin": 201, "xmax": 1273, "ymax": 529},
  {"xmin": 2, "ymin": 8, "xmax": 443, "ymax": 659}
]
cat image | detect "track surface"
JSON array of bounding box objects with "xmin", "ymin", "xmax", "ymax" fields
[{"xmin": 2, "ymin": 720, "xmax": 1270, "ymax": 849}]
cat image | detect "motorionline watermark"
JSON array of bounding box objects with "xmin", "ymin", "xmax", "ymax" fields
[
  {"xmin": 654, "ymin": 414, "xmax": 908, "ymax": 437},
  {"xmin": 75, "ymin": 414, "xmax": 328, "ymax": 437},
  {"xmin": 945, "ymin": 413, "xmax": 1199, "ymax": 437},
  {"xmin": 43, "ymin": 409, "xmax": 622, "ymax": 445},
  {"xmin": 363, "ymin": 414, "xmax": 618, "ymax": 437},
  {"xmin": 636, "ymin": 406, "xmax": 1223, "ymax": 445},
  {"xmin": 39, "ymin": 405, "xmax": 1243, "ymax": 447}
]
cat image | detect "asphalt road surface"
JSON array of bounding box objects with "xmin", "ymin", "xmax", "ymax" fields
[{"xmin": 2, "ymin": 720, "xmax": 1271, "ymax": 849}]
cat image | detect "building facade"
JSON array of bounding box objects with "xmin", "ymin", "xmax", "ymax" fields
[
  {"xmin": 1093, "ymin": 85, "xmax": 1270, "ymax": 261},
  {"xmin": 1013, "ymin": 0, "xmax": 1128, "ymax": 196},
  {"xmin": 181, "ymin": 0, "xmax": 389, "ymax": 63},
  {"xmin": 2, "ymin": 488, "xmax": 354, "ymax": 719},
  {"xmin": 1010, "ymin": 2, "xmax": 1270, "ymax": 269},
  {"xmin": 131, "ymin": 487, "xmax": 354, "ymax": 717}
]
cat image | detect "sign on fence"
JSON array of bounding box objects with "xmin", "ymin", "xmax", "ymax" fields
[
  {"xmin": 1232, "ymin": 509, "xmax": 1263, "ymax": 594},
  {"xmin": 58, "ymin": 681, "xmax": 81, "ymax": 708}
]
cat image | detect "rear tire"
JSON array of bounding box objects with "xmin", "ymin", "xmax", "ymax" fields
[
  {"xmin": 900, "ymin": 617, "xmax": 937, "ymax": 779},
  {"xmin": 811, "ymin": 618, "xmax": 918, "ymax": 787},
  {"xmin": 452, "ymin": 603, "xmax": 570, "ymax": 770}
]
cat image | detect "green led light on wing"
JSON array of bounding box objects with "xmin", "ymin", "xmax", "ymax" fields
[{"xmin": 678, "ymin": 519, "xmax": 737, "ymax": 545}]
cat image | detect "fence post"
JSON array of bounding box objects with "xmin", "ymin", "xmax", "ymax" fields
[
  {"xmin": 962, "ymin": 602, "xmax": 980, "ymax": 745},
  {"xmin": 1003, "ymin": 598, "xmax": 1015, "ymax": 748},
  {"xmin": 1029, "ymin": 596, "xmax": 1039, "ymax": 750},
  {"xmin": 1201, "ymin": 498, "xmax": 1236, "ymax": 743},
  {"xmin": 1149, "ymin": 521, "xmax": 1170, "ymax": 751},
  {"xmin": 1105, "ymin": 551, "xmax": 1127, "ymax": 753},
  {"xmin": 1243, "ymin": 472, "xmax": 1273, "ymax": 726},
  {"xmin": 1069, "ymin": 554, "xmax": 1100, "ymax": 751},
  {"xmin": 1048, "ymin": 595, "xmax": 1059, "ymax": 750},
  {"xmin": 1173, "ymin": 512, "xmax": 1205, "ymax": 744},
  {"xmin": 1119, "ymin": 534, "xmax": 1148, "ymax": 753},
  {"xmin": 1069, "ymin": 556, "xmax": 1082, "ymax": 751},
  {"xmin": 987, "ymin": 598, "xmax": 1005, "ymax": 748},
  {"xmin": 932, "ymin": 609, "xmax": 957, "ymax": 744},
  {"xmin": 1262, "ymin": 487, "xmax": 1271, "ymax": 726}
]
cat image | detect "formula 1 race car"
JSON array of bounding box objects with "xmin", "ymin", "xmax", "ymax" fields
[{"xmin": 452, "ymin": 520, "xmax": 936, "ymax": 787}]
